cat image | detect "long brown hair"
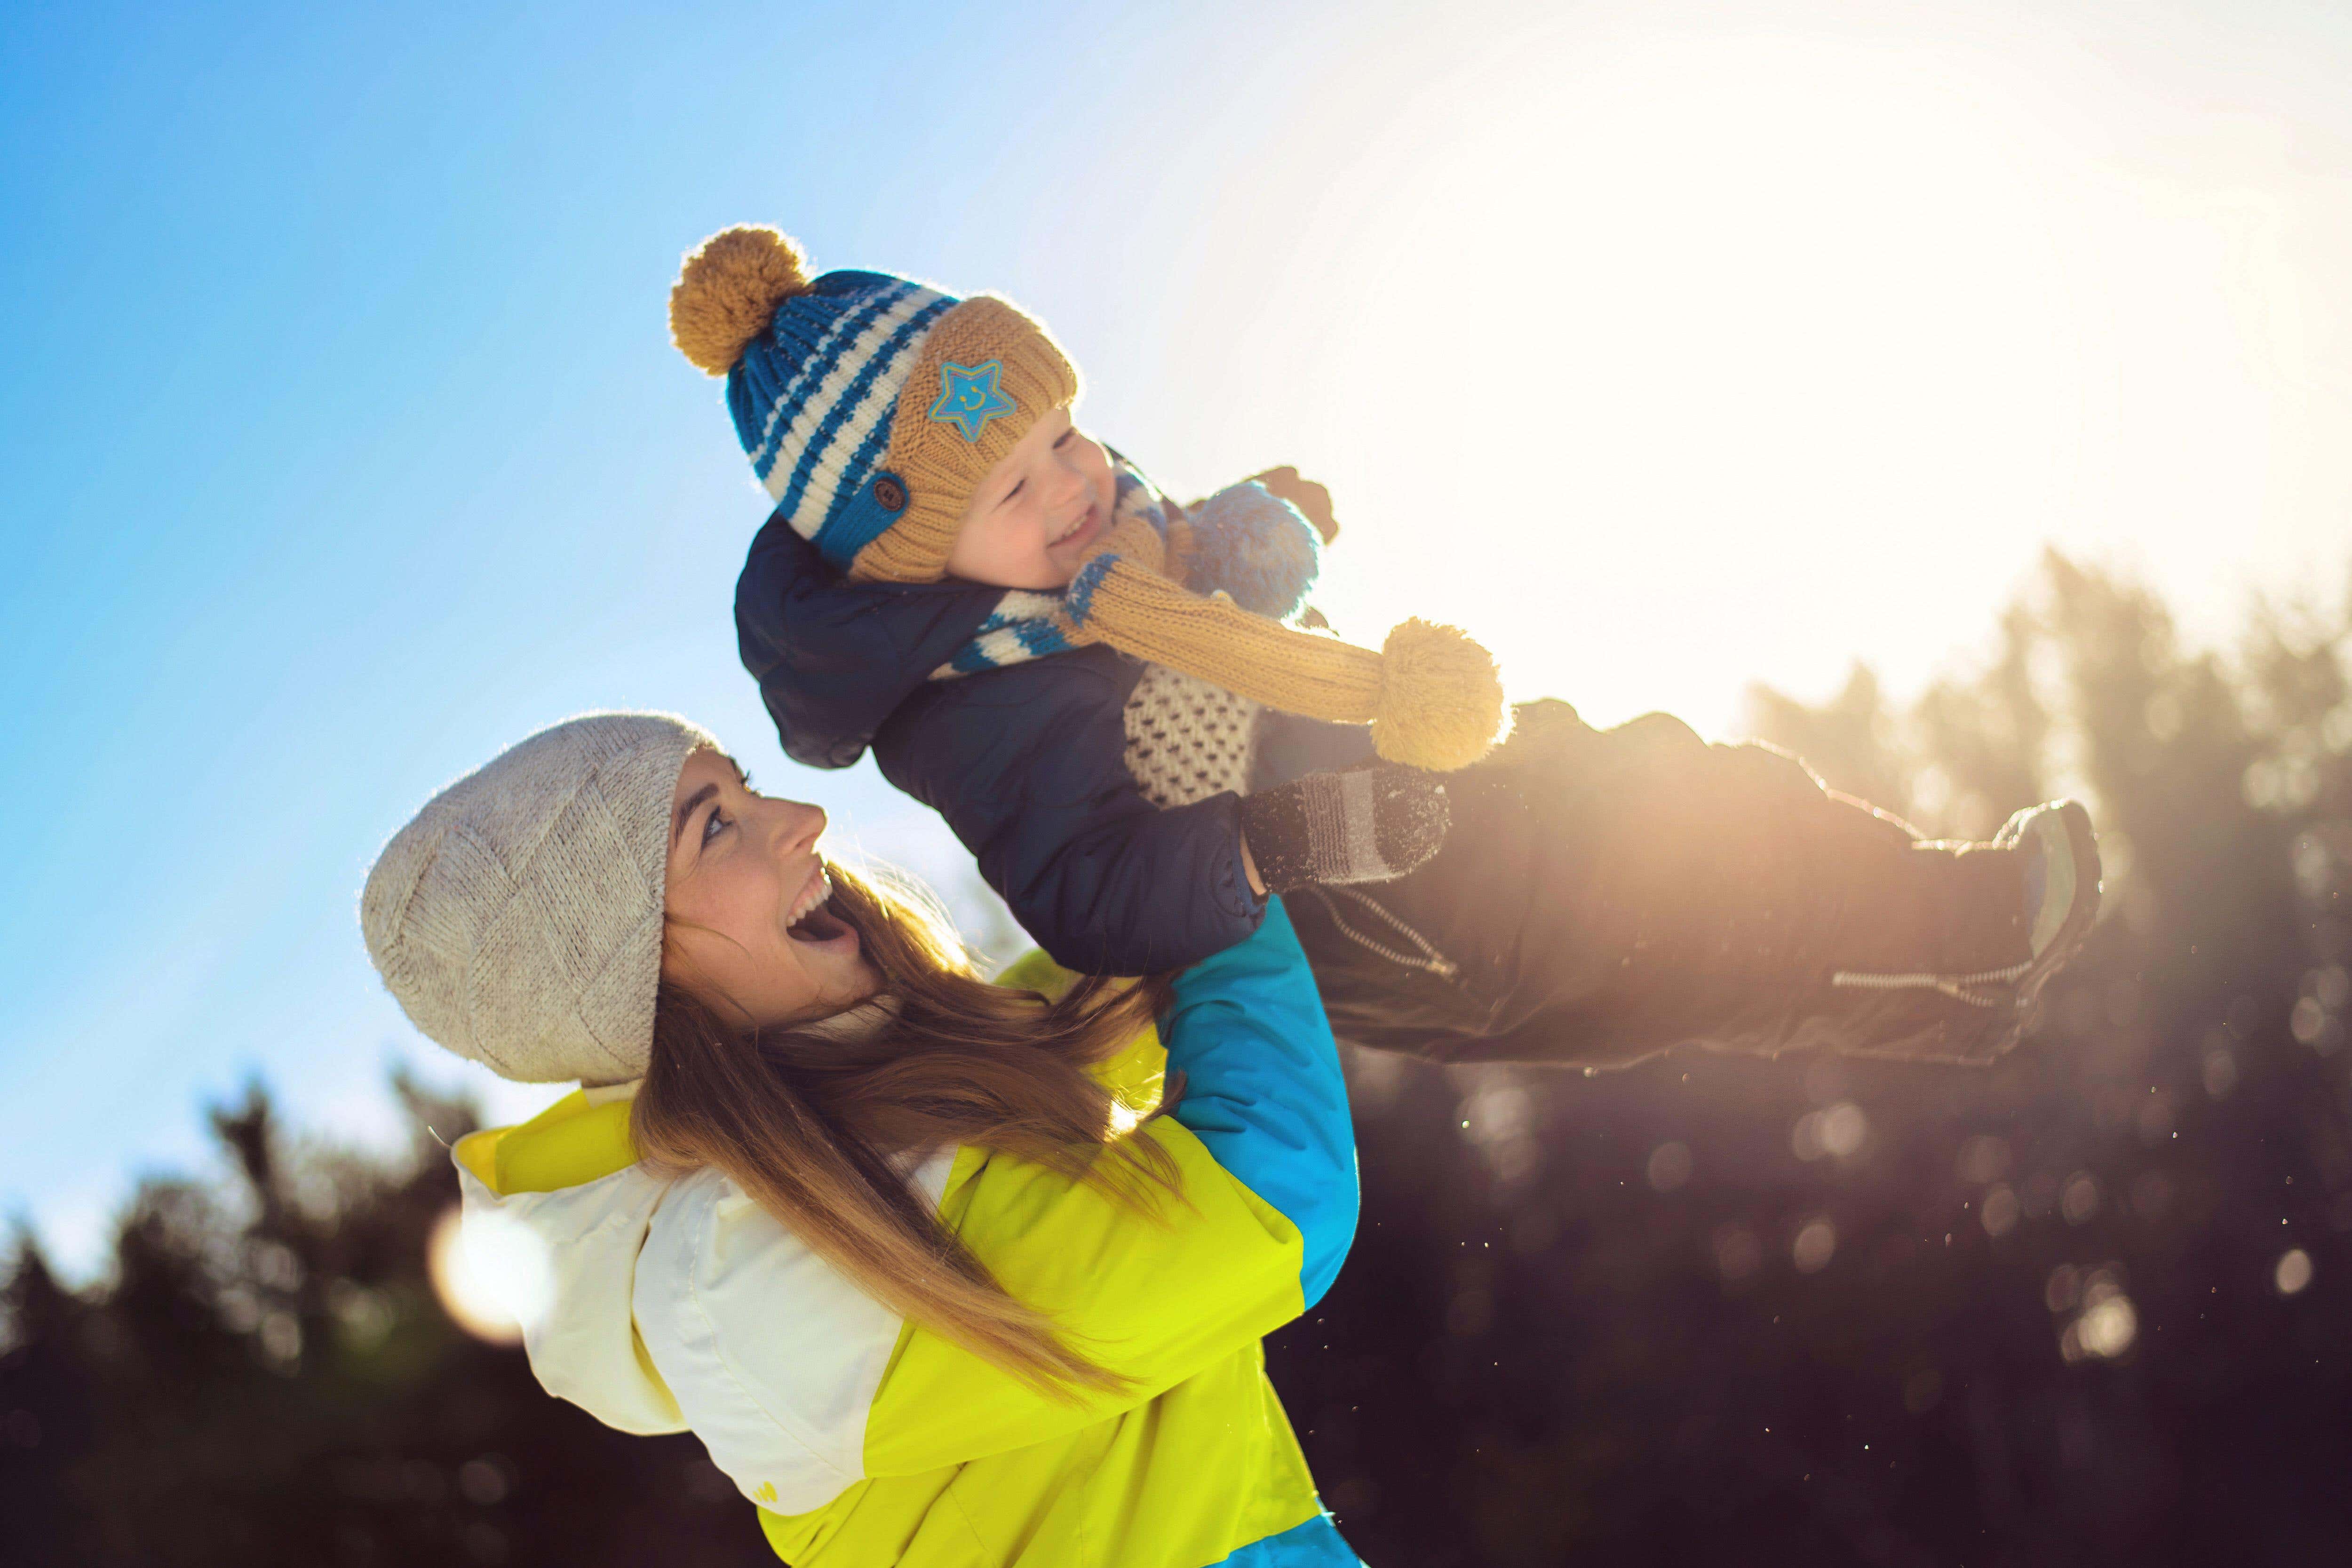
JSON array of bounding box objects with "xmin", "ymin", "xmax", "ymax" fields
[{"xmin": 632, "ymin": 860, "xmax": 1178, "ymax": 1396}]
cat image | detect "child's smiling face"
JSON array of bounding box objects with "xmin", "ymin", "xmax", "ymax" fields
[{"xmin": 944, "ymin": 406, "xmax": 1117, "ymax": 590}]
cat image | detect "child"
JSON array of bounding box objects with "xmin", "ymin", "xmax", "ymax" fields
[{"xmin": 673, "ymin": 225, "xmax": 2100, "ymax": 1067}]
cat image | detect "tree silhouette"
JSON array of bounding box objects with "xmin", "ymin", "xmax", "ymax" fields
[{"xmin": 1263, "ymin": 551, "xmax": 2352, "ymax": 1567}]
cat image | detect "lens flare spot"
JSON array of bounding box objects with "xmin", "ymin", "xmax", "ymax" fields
[
  {"xmin": 427, "ymin": 1203, "xmax": 553, "ymax": 1347},
  {"xmin": 2276, "ymin": 1248, "xmax": 2314, "ymax": 1296},
  {"xmin": 1793, "ymin": 1218, "xmax": 1837, "ymax": 1274}
]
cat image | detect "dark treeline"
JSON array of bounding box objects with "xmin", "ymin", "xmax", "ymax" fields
[{"xmin": 5, "ymin": 554, "xmax": 2349, "ymax": 1566}]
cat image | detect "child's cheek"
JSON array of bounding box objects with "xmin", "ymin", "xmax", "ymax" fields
[{"xmin": 1083, "ymin": 443, "xmax": 1115, "ymax": 512}]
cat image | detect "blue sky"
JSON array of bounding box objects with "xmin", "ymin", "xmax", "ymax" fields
[{"xmin": 6, "ymin": 0, "xmax": 2350, "ymax": 1276}]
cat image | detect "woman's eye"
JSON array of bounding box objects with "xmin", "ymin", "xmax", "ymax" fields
[{"xmin": 701, "ymin": 809, "xmax": 729, "ymax": 846}]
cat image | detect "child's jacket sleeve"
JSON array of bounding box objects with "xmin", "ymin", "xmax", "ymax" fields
[
  {"xmin": 858, "ymin": 898, "xmax": 1356, "ymax": 1476},
  {"xmin": 735, "ymin": 510, "xmax": 1007, "ymax": 771},
  {"xmin": 875, "ymin": 646, "xmax": 1266, "ymax": 974},
  {"xmin": 733, "ymin": 510, "xmax": 1263, "ymax": 975}
]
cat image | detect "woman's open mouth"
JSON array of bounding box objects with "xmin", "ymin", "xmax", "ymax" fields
[{"xmin": 784, "ymin": 867, "xmax": 852, "ymax": 945}]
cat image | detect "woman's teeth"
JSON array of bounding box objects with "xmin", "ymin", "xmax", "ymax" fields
[{"xmin": 786, "ymin": 870, "xmax": 832, "ymax": 934}]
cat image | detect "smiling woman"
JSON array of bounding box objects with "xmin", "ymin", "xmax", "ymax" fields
[
  {"xmin": 659, "ymin": 748, "xmax": 879, "ymax": 1030},
  {"xmin": 360, "ymin": 710, "xmax": 1370, "ymax": 1567}
]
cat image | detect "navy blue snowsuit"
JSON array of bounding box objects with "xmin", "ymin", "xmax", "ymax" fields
[{"xmin": 737, "ymin": 500, "xmax": 2037, "ymax": 1066}]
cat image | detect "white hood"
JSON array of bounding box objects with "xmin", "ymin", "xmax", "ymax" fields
[
  {"xmin": 453, "ymin": 1083, "xmax": 959, "ymax": 1513},
  {"xmin": 454, "ymin": 1149, "xmax": 687, "ymax": 1436}
]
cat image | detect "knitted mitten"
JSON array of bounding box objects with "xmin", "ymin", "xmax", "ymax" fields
[
  {"xmin": 1240, "ymin": 767, "xmax": 1451, "ymax": 894},
  {"xmin": 1177, "ymin": 482, "xmax": 1322, "ymax": 619}
]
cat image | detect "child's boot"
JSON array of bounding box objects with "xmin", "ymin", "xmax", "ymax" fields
[{"xmin": 1825, "ymin": 799, "xmax": 2102, "ymax": 1062}]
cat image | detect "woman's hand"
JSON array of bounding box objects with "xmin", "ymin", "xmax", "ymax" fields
[{"xmin": 1242, "ymin": 466, "xmax": 1337, "ymax": 544}]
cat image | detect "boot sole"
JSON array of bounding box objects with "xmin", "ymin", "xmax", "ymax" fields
[
  {"xmin": 1840, "ymin": 799, "xmax": 2103, "ymax": 1064},
  {"xmin": 1992, "ymin": 798, "xmax": 2103, "ymax": 1037}
]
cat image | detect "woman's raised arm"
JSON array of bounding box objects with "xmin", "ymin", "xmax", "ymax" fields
[{"xmin": 856, "ymin": 899, "xmax": 1356, "ymax": 1476}]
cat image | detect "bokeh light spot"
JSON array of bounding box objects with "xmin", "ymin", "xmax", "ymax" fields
[
  {"xmin": 2045, "ymin": 1263, "xmax": 2082, "ymax": 1313},
  {"xmin": 2071, "ymin": 1294, "xmax": 2138, "ymax": 1361},
  {"xmin": 1819, "ymin": 1103, "xmax": 1868, "ymax": 1160},
  {"xmin": 1980, "ymin": 1184, "xmax": 2020, "ymax": 1237},
  {"xmin": 2061, "ymin": 1172, "xmax": 2103, "ymax": 1225},
  {"xmin": 1793, "ymin": 1218, "xmax": 1838, "ymax": 1274},
  {"xmin": 2276, "ymin": 1248, "xmax": 2313, "ymax": 1296},
  {"xmin": 2203, "ymin": 1047, "xmax": 2240, "ymax": 1098},
  {"xmin": 427, "ymin": 1203, "xmax": 552, "ymax": 1347},
  {"xmin": 1956, "ymin": 1134, "xmax": 2010, "ymax": 1185}
]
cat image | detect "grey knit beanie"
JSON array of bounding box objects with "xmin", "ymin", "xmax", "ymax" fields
[{"xmin": 361, "ymin": 711, "xmax": 719, "ymax": 1085}]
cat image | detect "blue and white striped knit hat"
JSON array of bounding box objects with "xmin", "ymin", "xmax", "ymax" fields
[{"xmin": 670, "ymin": 227, "xmax": 1081, "ymax": 584}]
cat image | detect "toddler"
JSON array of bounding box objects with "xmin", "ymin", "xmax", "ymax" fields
[{"xmin": 672, "ymin": 225, "xmax": 2099, "ymax": 1066}]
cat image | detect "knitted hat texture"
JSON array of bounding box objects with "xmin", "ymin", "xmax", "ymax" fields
[
  {"xmin": 360, "ymin": 712, "xmax": 717, "ymax": 1085},
  {"xmin": 669, "ymin": 226, "xmax": 1077, "ymax": 584},
  {"xmin": 668, "ymin": 223, "xmax": 1508, "ymax": 771}
]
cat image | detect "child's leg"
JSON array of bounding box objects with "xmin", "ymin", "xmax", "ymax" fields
[{"xmin": 1287, "ymin": 700, "xmax": 2071, "ymax": 1067}]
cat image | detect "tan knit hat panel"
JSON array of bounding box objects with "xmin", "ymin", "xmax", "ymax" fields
[
  {"xmin": 360, "ymin": 712, "xmax": 718, "ymax": 1085},
  {"xmin": 852, "ymin": 295, "xmax": 1081, "ymax": 584}
]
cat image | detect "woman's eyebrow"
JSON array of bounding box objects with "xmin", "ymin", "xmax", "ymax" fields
[{"xmin": 672, "ymin": 782, "xmax": 718, "ymax": 848}]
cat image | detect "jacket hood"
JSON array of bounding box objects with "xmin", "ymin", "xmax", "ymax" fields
[
  {"xmin": 735, "ymin": 506, "xmax": 1004, "ymax": 769},
  {"xmin": 451, "ymin": 1082, "xmax": 964, "ymax": 1514},
  {"xmin": 450, "ymin": 1087, "xmax": 687, "ymax": 1436}
]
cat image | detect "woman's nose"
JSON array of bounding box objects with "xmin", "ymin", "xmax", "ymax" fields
[{"xmin": 767, "ymin": 797, "xmax": 827, "ymax": 858}]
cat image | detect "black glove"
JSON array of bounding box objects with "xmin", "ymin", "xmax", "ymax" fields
[{"xmin": 1239, "ymin": 765, "xmax": 1450, "ymax": 895}]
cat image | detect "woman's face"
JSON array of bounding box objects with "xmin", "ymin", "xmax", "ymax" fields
[{"xmin": 661, "ymin": 748, "xmax": 880, "ymax": 1029}]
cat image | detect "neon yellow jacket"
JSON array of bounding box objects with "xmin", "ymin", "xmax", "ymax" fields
[{"xmin": 453, "ymin": 899, "xmax": 1363, "ymax": 1566}]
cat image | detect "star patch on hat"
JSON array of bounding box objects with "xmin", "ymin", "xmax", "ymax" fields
[{"xmin": 927, "ymin": 358, "xmax": 1018, "ymax": 442}]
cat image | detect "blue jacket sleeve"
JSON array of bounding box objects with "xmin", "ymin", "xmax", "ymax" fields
[
  {"xmin": 1160, "ymin": 898, "xmax": 1358, "ymax": 1307},
  {"xmin": 874, "ymin": 649, "xmax": 1267, "ymax": 975}
]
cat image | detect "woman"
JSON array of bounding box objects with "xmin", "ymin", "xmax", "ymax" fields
[{"xmin": 362, "ymin": 711, "xmax": 1361, "ymax": 1567}]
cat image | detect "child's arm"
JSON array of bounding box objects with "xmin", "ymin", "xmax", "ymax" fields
[{"xmin": 875, "ymin": 651, "xmax": 1267, "ymax": 975}]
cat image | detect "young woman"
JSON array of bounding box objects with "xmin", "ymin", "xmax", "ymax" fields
[{"xmin": 361, "ymin": 711, "xmax": 1362, "ymax": 1567}]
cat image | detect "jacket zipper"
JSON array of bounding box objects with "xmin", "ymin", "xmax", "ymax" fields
[{"xmin": 1303, "ymin": 886, "xmax": 1461, "ymax": 981}]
